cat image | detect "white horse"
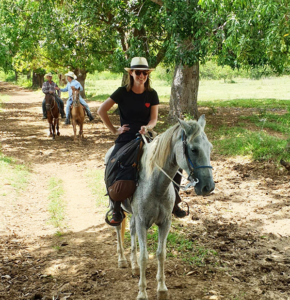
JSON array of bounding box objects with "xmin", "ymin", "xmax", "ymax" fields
[{"xmin": 104, "ymin": 115, "xmax": 215, "ymax": 300}]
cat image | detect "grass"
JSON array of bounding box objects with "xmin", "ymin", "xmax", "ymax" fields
[
  {"xmin": 125, "ymin": 223, "xmax": 218, "ymax": 267},
  {"xmin": 47, "ymin": 177, "xmax": 66, "ymax": 228},
  {"xmin": 86, "ymin": 169, "xmax": 108, "ymax": 211},
  {"xmin": 0, "ymin": 149, "xmax": 30, "ymax": 194}
]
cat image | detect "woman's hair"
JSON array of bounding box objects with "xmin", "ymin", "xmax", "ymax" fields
[{"xmin": 126, "ymin": 71, "xmax": 152, "ymax": 92}]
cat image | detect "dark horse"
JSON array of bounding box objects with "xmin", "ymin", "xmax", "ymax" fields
[{"xmin": 45, "ymin": 93, "xmax": 60, "ymax": 139}]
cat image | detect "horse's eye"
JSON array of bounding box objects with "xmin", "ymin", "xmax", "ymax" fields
[{"xmin": 191, "ymin": 148, "xmax": 198, "ymax": 154}]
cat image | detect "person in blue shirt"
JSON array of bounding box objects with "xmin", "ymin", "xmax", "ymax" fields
[{"xmin": 55, "ymin": 71, "xmax": 94, "ymax": 124}]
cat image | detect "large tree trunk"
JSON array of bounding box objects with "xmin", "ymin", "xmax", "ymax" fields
[
  {"xmin": 58, "ymin": 73, "xmax": 66, "ymax": 86},
  {"xmin": 168, "ymin": 62, "xmax": 200, "ymax": 122},
  {"xmin": 32, "ymin": 72, "xmax": 44, "ymax": 88},
  {"xmin": 121, "ymin": 73, "xmax": 128, "ymax": 86},
  {"xmin": 74, "ymin": 68, "xmax": 87, "ymax": 98}
]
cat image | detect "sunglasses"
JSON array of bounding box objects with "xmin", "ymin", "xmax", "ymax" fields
[{"xmin": 134, "ymin": 70, "xmax": 149, "ymax": 76}]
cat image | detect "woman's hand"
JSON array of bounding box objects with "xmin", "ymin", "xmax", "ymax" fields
[
  {"xmin": 139, "ymin": 125, "xmax": 150, "ymax": 135},
  {"xmin": 115, "ymin": 124, "xmax": 130, "ymax": 135},
  {"xmin": 55, "ymin": 87, "xmax": 60, "ymax": 91}
]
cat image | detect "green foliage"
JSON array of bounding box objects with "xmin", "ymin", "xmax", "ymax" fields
[
  {"xmin": 47, "ymin": 177, "xmax": 65, "ymax": 228},
  {"xmin": 86, "ymin": 169, "xmax": 108, "ymax": 211},
  {"xmin": 145, "ymin": 224, "xmax": 218, "ymax": 266},
  {"xmin": 0, "ymin": 148, "xmax": 30, "ymax": 194}
]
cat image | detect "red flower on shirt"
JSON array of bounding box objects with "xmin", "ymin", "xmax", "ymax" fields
[{"xmin": 145, "ymin": 103, "xmax": 150, "ymax": 108}]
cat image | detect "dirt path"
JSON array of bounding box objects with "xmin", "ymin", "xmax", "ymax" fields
[{"xmin": 0, "ymin": 81, "xmax": 290, "ymax": 300}]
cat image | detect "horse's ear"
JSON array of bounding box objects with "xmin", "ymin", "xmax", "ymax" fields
[
  {"xmin": 178, "ymin": 119, "xmax": 192, "ymax": 135},
  {"xmin": 198, "ymin": 114, "xmax": 206, "ymax": 130}
]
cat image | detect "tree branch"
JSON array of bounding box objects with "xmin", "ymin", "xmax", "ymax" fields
[{"xmin": 151, "ymin": 0, "xmax": 163, "ymax": 6}]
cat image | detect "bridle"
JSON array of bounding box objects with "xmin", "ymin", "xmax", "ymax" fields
[
  {"xmin": 72, "ymin": 89, "xmax": 80, "ymax": 107},
  {"xmin": 181, "ymin": 130, "xmax": 213, "ymax": 182},
  {"xmin": 144, "ymin": 129, "xmax": 213, "ymax": 191}
]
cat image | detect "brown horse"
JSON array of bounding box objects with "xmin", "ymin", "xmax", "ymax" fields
[
  {"xmin": 71, "ymin": 87, "xmax": 85, "ymax": 142},
  {"xmin": 45, "ymin": 93, "xmax": 60, "ymax": 139}
]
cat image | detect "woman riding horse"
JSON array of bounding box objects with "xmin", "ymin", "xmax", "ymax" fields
[{"xmin": 97, "ymin": 57, "xmax": 187, "ymax": 226}]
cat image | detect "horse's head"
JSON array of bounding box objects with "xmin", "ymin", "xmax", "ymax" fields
[
  {"xmin": 45, "ymin": 93, "xmax": 54, "ymax": 111},
  {"xmin": 175, "ymin": 115, "xmax": 215, "ymax": 196},
  {"xmin": 72, "ymin": 86, "xmax": 80, "ymax": 107}
]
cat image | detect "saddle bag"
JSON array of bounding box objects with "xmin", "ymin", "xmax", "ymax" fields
[{"xmin": 105, "ymin": 138, "xmax": 144, "ymax": 201}]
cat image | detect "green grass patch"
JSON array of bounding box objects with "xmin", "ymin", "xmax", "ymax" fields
[
  {"xmin": 212, "ymin": 126, "xmax": 290, "ymax": 162},
  {"xmin": 86, "ymin": 169, "xmax": 108, "ymax": 210},
  {"xmin": 240, "ymin": 112, "xmax": 290, "ymax": 135},
  {"xmin": 0, "ymin": 149, "xmax": 30, "ymax": 194},
  {"xmin": 47, "ymin": 177, "xmax": 65, "ymax": 228},
  {"xmin": 125, "ymin": 224, "xmax": 218, "ymax": 267},
  {"xmin": 199, "ymin": 98, "xmax": 290, "ymax": 110}
]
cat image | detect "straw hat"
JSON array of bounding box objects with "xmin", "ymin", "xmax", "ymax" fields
[
  {"xmin": 44, "ymin": 72, "xmax": 53, "ymax": 79},
  {"xmin": 65, "ymin": 71, "xmax": 77, "ymax": 79},
  {"xmin": 124, "ymin": 57, "xmax": 155, "ymax": 72}
]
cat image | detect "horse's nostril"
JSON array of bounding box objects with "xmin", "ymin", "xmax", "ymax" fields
[{"xmin": 202, "ymin": 184, "xmax": 215, "ymax": 195}]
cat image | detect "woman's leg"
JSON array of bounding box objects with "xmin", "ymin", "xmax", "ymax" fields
[
  {"xmin": 107, "ymin": 142, "xmax": 128, "ymax": 225},
  {"xmin": 79, "ymin": 98, "xmax": 94, "ymax": 121},
  {"xmin": 172, "ymin": 169, "xmax": 188, "ymax": 218}
]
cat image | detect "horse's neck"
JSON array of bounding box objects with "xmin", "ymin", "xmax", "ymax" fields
[{"xmin": 143, "ymin": 144, "xmax": 179, "ymax": 190}]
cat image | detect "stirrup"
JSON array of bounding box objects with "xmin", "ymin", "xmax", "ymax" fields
[{"xmin": 105, "ymin": 209, "xmax": 125, "ymax": 227}]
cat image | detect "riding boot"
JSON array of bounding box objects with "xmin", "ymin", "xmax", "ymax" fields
[
  {"xmin": 64, "ymin": 111, "xmax": 70, "ymax": 125},
  {"xmin": 109, "ymin": 201, "xmax": 123, "ymax": 225},
  {"xmin": 85, "ymin": 108, "xmax": 94, "ymax": 121},
  {"xmin": 42, "ymin": 99, "xmax": 47, "ymax": 119},
  {"xmin": 172, "ymin": 170, "xmax": 188, "ymax": 218},
  {"xmin": 60, "ymin": 108, "xmax": 66, "ymax": 119}
]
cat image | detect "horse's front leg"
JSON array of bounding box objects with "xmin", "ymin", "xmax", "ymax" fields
[
  {"xmin": 115, "ymin": 220, "xmax": 128, "ymax": 268},
  {"xmin": 56, "ymin": 118, "xmax": 60, "ymax": 136},
  {"xmin": 52, "ymin": 118, "xmax": 56, "ymax": 139},
  {"xmin": 79, "ymin": 122, "xmax": 83, "ymax": 141},
  {"xmin": 48, "ymin": 120, "xmax": 52, "ymax": 137},
  {"xmin": 136, "ymin": 220, "xmax": 148, "ymax": 300},
  {"xmin": 72, "ymin": 121, "xmax": 77, "ymax": 142},
  {"xmin": 156, "ymin": 219, "xmax": 171, "ymax": 300},
  {"xmin": 130, "ymin": 216, "xmax": 139, "ymax": 276}
]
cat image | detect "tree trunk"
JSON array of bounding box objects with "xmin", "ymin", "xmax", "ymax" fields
[
  {"xmin": 26, "ymin": 71, "xmax": 31, "ymax": 80},
  {"xmin": 15, "ymin": 71, "xmax": 18, "ymax": 82},
  {"xmin": 32, "ymin": 72, "xmax": 44, "ymax": 88},
  {"xmin": 168, "ymin": 62, "xmax": 200, "ymax": 122},
  {"xmin": 121, "ymin": 73, "xmax": 128, "ymax": 86},
  {"xmin": 74, "ymin": 68, "xmax": 87, "ymax": 98},
  {"xmin": 58, "ymin": 73, "xmax": 66, "ymax": 86}
]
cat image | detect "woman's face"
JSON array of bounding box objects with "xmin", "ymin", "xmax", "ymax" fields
[{"xmin": 130, "ymin": 70, "xmax": 149, "ymax": 85}]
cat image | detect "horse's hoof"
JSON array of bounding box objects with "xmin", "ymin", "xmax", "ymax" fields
[
  {"xmin": 57, "ymin": 132, "xmax": 60, "ymax": 136},
  {"xmin": 118, "ymin": 260, "xmax": 128, "ymax": 268},
  {"xmin": 137, "ymin": 292, "xmax": 148, "ymax": 300},
  {"xmin": 157, "ymin": 291, "xmax": 169, "ymax": 300},
  {"xmin": 132, "ymin": 267, "xmax": 140, "ymax": 276}
]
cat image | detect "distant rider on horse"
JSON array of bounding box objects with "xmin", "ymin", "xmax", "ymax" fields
[
  {"xmin": 55, "ymin": 71, "xmax": 94, "ymax": 125},
  {"xmin": 42, "ymin": 72, "xmax": 66, "ymax": 119}
]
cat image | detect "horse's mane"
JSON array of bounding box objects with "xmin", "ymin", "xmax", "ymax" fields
[{"xmin": 143, "ymin": 120, "xmax": 201, "ymax": 177}]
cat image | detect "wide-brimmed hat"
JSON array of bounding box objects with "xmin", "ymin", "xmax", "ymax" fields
[
  {"xmin": 44, "ymin": 72, "xmax": 53, "ymax": 79},
  {"xmin": 124, "ymin": 57, "xmax": 155, "ymax": 72},
  {"xmin": 65, "ymin": 71, "xmax": 77, "ymax": 79}
]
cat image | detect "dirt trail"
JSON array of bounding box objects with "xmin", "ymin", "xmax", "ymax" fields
[{"xmin": 0, "ymin": 81, "xmax": 290, "ymax": 300}]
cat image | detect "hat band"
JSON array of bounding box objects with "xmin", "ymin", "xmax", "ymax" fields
[{"xmin": 130, "ymin": 64, "xmax": 149, "ymax": 69}]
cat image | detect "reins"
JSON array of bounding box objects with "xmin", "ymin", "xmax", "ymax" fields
[{"xmin": 141, "ymin": 127, "xmax": 213, "ymax": 191}]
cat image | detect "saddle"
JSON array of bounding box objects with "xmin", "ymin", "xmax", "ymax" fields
[{"xmin": 105, "ymin": 137, "xmax": 144, "ymax": 202}]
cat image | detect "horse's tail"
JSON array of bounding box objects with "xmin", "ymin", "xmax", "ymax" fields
[{"xmin": 121, "ymin": 212, "xmax": 127, "ymax": 246}]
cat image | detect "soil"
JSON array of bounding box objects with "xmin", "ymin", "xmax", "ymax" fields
[{"xmin": 0, "ymin": 81, "xmax": 289, "ymax": 300}]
